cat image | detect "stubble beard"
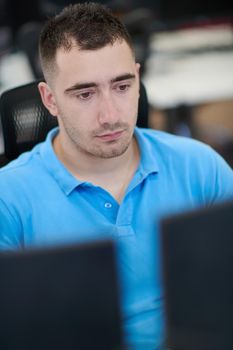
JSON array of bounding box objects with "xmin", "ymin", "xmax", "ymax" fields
[
  {"xmin": 63, "ymin": 123, "xmax": 134, "ymax": 159},
  {"xmin": 90, "ymin": 138, "xmax": 131, "ymax": 159}
]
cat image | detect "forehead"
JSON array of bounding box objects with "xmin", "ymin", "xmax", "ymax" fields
[{"xmin": 55, "ymin": 40, "xmax": 136, "ymax": 86}]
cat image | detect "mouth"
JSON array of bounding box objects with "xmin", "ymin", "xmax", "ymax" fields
[{"xmin": 95, "ymin": 130, "xmax": 125, "ymax": 142}]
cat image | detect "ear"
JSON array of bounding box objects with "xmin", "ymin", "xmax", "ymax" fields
[
  {"xmin": 38, "ymin": 81, "xmax": 58, "ymax": 117},
  {"xmin": 136, "ymin": 63, "xmax": 141, "ymax": 97},
  {"xmin": 136, "ymin": 62, "xmax": 141, "ymax": 75}
]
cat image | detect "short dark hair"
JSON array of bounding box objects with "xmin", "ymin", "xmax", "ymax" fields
[{"xmin": 39, "ymin": 2, "xmax": 135, "ymax": 81}]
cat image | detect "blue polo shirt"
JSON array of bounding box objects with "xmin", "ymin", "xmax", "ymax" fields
[{"xmin": 0, "ymin": 127, "xmax": 233, "ymax": 349}]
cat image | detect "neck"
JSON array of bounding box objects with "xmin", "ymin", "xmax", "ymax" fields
[{"xmin": 53, "ymin": 132, "xmax": 140, "ymax": 202}]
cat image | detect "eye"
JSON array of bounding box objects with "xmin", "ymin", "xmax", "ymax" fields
[
  {"xmin": 119, "ymin": 84, "xmax": 129, "ymax": 91},
  {"xmin": 77, "ymin": 91, "xmax": 94, "ymax": 101},
  {"xmin": 115, "ymin": 83, "xmax": 131, "ymax": 93}
]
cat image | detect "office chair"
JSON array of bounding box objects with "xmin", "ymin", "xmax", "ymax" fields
[{"xmin": 0, "ymin": 80, "xmax": 149, "ymax": 162}]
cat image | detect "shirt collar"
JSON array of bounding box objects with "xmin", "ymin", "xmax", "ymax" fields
[
  {"xmin": 39, "ymin": 127, "xmax": 159, "ymax": 196},
  {"xmin": 134, "ymin": 127, "xmax": 159, "ymax": 178},
  {"xmin": 40, "ymin": 127, "xmax": 84, "ymax": 195}
]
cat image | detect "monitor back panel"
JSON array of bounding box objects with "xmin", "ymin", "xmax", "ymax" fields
[
  {"xmin": 0, "ymin": 240, "xmax": 122, "ymax": 350},
  {"xmin": 160, "ymin": 201, "xmax": 233, "ymax": 350}
]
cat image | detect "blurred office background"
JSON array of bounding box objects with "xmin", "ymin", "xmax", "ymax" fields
[{"xmin": 0, "ymin": 0, "xmax": 233, "ymax": 167}]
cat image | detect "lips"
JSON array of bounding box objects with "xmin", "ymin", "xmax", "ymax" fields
[{"xmin": 96, "ymin": 130, "xmax": 124, "ymax": 142}]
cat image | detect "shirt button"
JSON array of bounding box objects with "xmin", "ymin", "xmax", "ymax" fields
[{"xmin": 104, "ymin": 202, "xmax": 112, "ymax": 209}]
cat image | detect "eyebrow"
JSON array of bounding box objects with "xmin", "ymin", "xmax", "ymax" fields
[
  {"xmin": 64, "ymin": 73, "xmax": 136, "ymax": 94},
  {"xmin": 111, "ymin": 73, "xmax": 136, "ymax": 83}
]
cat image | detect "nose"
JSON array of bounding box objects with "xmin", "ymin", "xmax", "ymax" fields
[{"xmin": 98, "ymin": 92, "xmax": 119, "ymax": 126}]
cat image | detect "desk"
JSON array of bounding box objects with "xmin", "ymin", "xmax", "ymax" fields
[
  {"xmin": 143, "ymin": 23, "xmax": 233, "ymax": 137},
  {"xmin": 143, "ymin": 23, "xmax": 233, "ymax": 108}
]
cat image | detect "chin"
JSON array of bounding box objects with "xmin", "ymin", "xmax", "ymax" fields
[{"xmin": 91, "ymin": 143, "xmax": 130, "ymax": 159}]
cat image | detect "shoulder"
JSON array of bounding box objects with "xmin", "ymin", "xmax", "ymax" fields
[
  {"xmin": 0, "ymin": 144, "xmax": 40, "ymax": 176},
  {"xmin": 136, "ymin": 127, "xmax": 233, "ymax": 202},
  {"xmin": 0, "ymin": 127, "xmax": 58, "ymax": 181},
  {"xmin": 136, "ymin": 127, "xmax": 219, "ymax": 160},
  {"xmin": 0, "ymin": 143, "xmax": 44, "ymax": 197}
]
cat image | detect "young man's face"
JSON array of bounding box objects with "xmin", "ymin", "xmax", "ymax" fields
[{"xmin": 41, "ymin": 40, "xmax": 140, "ymax": 159}]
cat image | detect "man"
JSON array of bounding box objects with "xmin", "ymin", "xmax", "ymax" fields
[{"xmin": 0, "ymin": 3, "xmax": 233, "ymax": 349}]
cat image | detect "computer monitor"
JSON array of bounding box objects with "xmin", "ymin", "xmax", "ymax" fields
[
  {"xmin": 0, "ymin": 239, "xmax": 122, "ymax": 350},
  {"xmin": 160, "ymin": 200, "xmax": 233, "ymax": 350}
]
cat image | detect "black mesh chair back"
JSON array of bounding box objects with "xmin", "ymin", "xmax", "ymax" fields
[
  {"xmin": 0, "ymin": 80, "xmax": 149, "ymax": 162},
  {"xmin": 0, "ymin": 81, "xmax": 58, "ymax": 161}
]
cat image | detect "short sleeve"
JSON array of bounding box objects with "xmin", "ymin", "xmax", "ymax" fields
[
  {"xmin": 0, "ymin": 199, "xmax": 23, "ymax": 250},
  {"xmin": 208, "ymin": 148, "xmax": 233, "ymax": 203}
]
